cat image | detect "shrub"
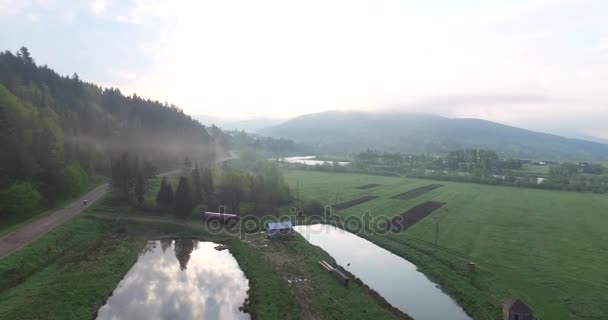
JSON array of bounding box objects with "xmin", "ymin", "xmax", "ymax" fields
[{"xmin": 0, "ymin": 181, "xmax": 42, "ymax": 221}]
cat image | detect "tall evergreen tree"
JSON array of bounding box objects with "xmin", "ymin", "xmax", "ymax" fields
[
  {"xmin": 111, "ymin": 153, "xmax": 131, "ymax": 199},
  {"xmin": 134, "ymin": 173, "xmax": 145, "ymax": 206},
  {"xmin": 192, "ymin": 163, "xmax": 203, "ymax": 205},
  {"xmin": 156, "ymin": 177, "xmax": 174, "ymax": 209},
  {"xmin": 174, "ymin": 176, "xmax": 192, "ymax": 218},
  {"xmin": 201, "ymin": 166, "xmax": 214, "ymax": 196}
]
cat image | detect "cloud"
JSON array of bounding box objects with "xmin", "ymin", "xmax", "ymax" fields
[
  {"xmin": 25, "ymin": 12, "xmax": 39, "ymax": 22},
  {"xmin": 110, "ymin": 68, "xmax": 138, "ymax": 80},
  {"xmin": 91, "ymin": 0, "xmax": 107, "ymax": 14},
  {"xmin": 0, "ymin": 0, "xmax": 45, "ymax": 15}
]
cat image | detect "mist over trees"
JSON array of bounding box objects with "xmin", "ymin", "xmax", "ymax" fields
[{"xmin": 0, "ymin": 47, "xmax": 223, "ymax": 226}]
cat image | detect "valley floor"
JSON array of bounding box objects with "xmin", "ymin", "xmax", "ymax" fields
[{"xmin": 282, "ymin": 170, "xmax": 608, "ymax": 320}]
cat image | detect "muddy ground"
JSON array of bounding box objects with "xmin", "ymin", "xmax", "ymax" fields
[
  {"xmin": 392, "ymin": 184, "xmax": 443, "ymax": 200},
  {"xmin": 334, "ymin": 196, "xmax": 379, "ymax": 210},
  {"xmin": 386, "ymin": 201, "xmax": 446, "ymax": 232}
]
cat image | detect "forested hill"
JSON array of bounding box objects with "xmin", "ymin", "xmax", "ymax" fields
[
  {"xmin": 259, "ymin": 111, "xmax": 608, "ymax": 160},
  {"xmin": 0, "ymin": 47, "xmax": 222, "ymax": 212}
]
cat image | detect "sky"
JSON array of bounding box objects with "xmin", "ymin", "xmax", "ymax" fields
[{"xmin": 1, "ymin": 0, "xmax": 608, "ymax": 139}]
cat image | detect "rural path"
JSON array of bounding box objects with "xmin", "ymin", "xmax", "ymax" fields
[
  {"xmin": 0, "ymin": 183, "xmax": 109, "ymax": 258},
  {"xmin": 0, "ymin": 170, "xmax": 180, "ymax": 259}
]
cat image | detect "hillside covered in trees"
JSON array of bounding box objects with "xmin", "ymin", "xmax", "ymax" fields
[{"xmin": 0, "ymin": 47, "xmax": 223, "ymax": 226}]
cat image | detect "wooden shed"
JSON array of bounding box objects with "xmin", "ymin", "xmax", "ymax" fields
[{"xmin": 503, "ymin": 299, "xmax": 533, "ymax": 320}]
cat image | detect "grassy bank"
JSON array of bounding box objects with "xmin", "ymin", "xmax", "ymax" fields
[
  {"xmin": 0, "ymin": 216, "xmax": 142, "ymax": 319},
  {"xmin": 283, "ymin": 169, "xmax": 608, "ymax": 320}
]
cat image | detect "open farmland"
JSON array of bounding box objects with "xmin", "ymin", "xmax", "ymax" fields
[{"xmin": 283, "ymin": 169, "xmax": 608, "ymax": 320}]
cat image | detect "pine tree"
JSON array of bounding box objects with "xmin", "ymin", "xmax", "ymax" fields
[
  {"xmin": 192, "ymin": 163, "xmax": 203, "ymax": 205},
  {"xmin": 156, "ymin": 177, "xmax": 174, "ymax": 210},
  {"xmin": 201, "ymin": 166, "xmax": 214, "ymax": 197},
  {"xmin": 174, "ymin": 176, "xmax": 192, "ymax": 218},
  {"xmin": 134, "ymin": 173, "xmax": 145, "ymax": 206}
]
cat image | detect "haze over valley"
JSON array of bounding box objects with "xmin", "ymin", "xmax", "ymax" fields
[{"xmin": 2, "ymin": 1, "xmax": 608, "ymax": 320}]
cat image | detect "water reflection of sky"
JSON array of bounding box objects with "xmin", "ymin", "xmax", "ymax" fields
[
  {"xmin": 282, "ymin": 156, "xmax": 350, "ymax": 166},
  {"xmin": 96, "ymin": 240, "xmax": 250, "ymax": 320},
  {"xmin": 294, "ymin": 225, "xmax": 470, "ymax": 320}
]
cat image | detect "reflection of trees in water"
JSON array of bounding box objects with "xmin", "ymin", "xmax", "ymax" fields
[
  {"xmin": 173, "ymin": 239, "xmax": 196, "ymax": 271},
  {"xmin": 141, "ymin": 241, "xmax": 156, "ymax": 255},
  {"xmin": 160, "ymin": 239, "xmax": 173, "ymax": 253}
]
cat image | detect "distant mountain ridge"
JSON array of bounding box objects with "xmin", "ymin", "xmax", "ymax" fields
[
  {"xmin": 259, "ymin": 111, "xmax": 608, "ymax": 160},
  {"xmin": 194, "ymin": 115, "xmax": 284, "ymax": 132}
]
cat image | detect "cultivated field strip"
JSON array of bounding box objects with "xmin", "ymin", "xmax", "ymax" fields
[
  {"xmin": 333, "ymin": 196, "xmax": 379, "ymax": 210},
  {"xmin": 355, "ymin": 183, "xmax": 382, "ymax": 190},
  {"xmin": 392, "ymin": 184, "xmax": 443, "ymax": 200},
  {"xmin": 387, "ymin": 201, "xmax": 446, "ymax": 232}
]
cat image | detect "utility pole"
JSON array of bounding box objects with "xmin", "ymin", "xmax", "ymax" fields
[
  {"xmin": 435, "ymin": 221, "xmax": 439, "ymax": 247},
  {"xmin": 296, "ymin": 180, "xmax": 300, "ymax": 204},
  {"xmin": 435, "ymin": 207, "xmax": 449, "ymax": 247}
]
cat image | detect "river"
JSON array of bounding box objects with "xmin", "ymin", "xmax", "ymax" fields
[
  {"xmin": 294, "ymin": 224, "xmax": 470, "ymax": 320},
  {"xmin": 282, "ymin": 155, "xmax": 350, "ymax": 166}
]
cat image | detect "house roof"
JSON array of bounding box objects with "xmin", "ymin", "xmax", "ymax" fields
[
  {"xmin": 504, "ymin": 299, "xmax": 532, "ymax": 313},
  {"xmin": 267, "ymin": 221, "xmax": 293, "ymax": 231}
]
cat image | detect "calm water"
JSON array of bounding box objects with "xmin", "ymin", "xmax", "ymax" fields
[
  {"xmin": 96, "ymin": 240, "xmax": 249, "ymax": 320},
  {"xmin": 283, "ymin": 156, "xmax": 350, "ymax": 166},
  {"xmin": 294, "ymin": 224, "xmax": 470, "ymax": 320}
]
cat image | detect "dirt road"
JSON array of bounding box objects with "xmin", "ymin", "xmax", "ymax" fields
[
  {"xmin": 0, "ymin": 184, "xmax": 109, "ymax": 258},
  {"xmin": 0, "ymin": 169, "xmax": 182, "ymax": 258}
]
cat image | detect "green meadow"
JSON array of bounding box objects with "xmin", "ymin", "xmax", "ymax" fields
[{"xmin": 284, "ymin": 169, "xmax": 608, "ymax": 320}]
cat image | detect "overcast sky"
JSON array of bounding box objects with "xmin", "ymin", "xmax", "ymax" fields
[{"xmin": 1, "ymin": 0, "xmax": 607, "ymax": 138}]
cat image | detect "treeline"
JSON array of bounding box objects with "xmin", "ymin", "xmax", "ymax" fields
[
  {"xmin": 355, "ymin": 149, "xmax": 522, "ymax": 172},
  {"xmin": 279, "ymin": 149, "xmax": 608, "ymax": 194},
  {"xmin": 0, "ymin": 47, "xmax": 222, "ymax": 226},
  {"xmin": 409, "ymin": 168, "xmax": 608, "ymax": 193},
  {"xmin": 227, "ymin": 130, "xmax": 312, "ymax": 158},
  {"xmin": 110, "ymin": 155, "xmax": 292, "ymax": 218}
]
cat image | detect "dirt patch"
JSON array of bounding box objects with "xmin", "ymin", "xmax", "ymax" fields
[
  {"xmin": 387, "ymin": 201, "xmax": 446, "ymax": 232},
  {"xmin": 392, "ymin": 184, "xmax": 443, "ymax": 200},
  {"xmin": 333, "ymin": 196, "xmax": 378, "ymax": 210},
  {"xmin": 356, "ymin": 183, "xmax": 381, "ymax": 190}
]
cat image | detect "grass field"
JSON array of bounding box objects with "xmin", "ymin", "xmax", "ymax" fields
[
  {"xmin": 283, "ymin": 169, "xmax": 608, "ymax": 320},
  {"xmin": 517, "ymin": 163, "xmax": 551, "ymax": 176}
]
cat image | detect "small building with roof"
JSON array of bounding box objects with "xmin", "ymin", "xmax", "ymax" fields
[
  {"xmin": 503, "ymin": 299, "xmax": 533, "ymax": 320},
  {"xmin": 266, "ymin": 221, "xmax": 294, "ymax": 240}
]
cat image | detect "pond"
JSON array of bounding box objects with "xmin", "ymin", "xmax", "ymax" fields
[
  {"xmin": 96, "ymin": 240, "xmax": 250, "ymax": 320},
  {"xmin": 294, "ymin": 224, "xmax": 470, "ymax": 320},
  {"xmin": 282, "ymin": 155, "xmax": 350, "ymax": 166}
]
